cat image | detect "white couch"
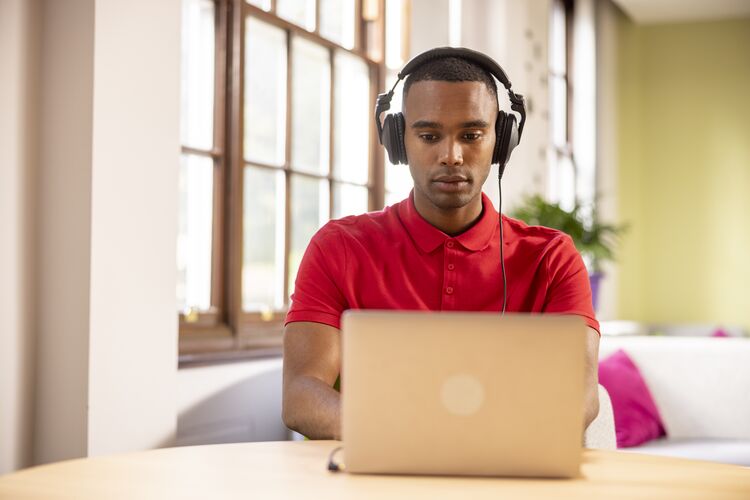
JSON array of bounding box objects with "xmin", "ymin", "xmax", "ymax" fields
[{"xmin": 598, "ymin": 336, "xmax": 750, "ymax": 466}]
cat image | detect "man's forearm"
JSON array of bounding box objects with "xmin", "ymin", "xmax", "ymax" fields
[
  {"xmin": 583, "ymin": 385, "xmax": 600, "ymax": 429},
  {"xmin": 282, "ymin": 375, "xmax": 342, "ymax": 440}
]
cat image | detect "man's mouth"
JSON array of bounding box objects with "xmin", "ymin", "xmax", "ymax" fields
[
  {"xmin": 433, "ymin": 175, "xmax": 469, "ymax": 183},
  {"xmin": 432, "ymin": 175, "xmax": 471, "ymax": 192}
]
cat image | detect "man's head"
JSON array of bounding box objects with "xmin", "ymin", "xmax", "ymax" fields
[{"xmin": 402, "ymin": 56, "xmax": 499, "ymax": 216}]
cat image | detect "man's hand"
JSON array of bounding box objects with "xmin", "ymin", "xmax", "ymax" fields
[
  {"xmin": 282, "ymin": 321, "xmax": 342, "ymax": 440},
  {"xmin": 583, "ymin": 326, "xmax": 601, "ymax": 429}
]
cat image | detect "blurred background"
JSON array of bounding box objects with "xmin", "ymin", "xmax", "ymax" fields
[{"xmin": 1, "ymin": 0, "xmax": 749, "ymax": 474}]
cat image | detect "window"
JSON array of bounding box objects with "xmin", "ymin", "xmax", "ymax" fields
[
  {"xmin": 547, "ymin": 0, "xmax": 575, "ymax": 211},
  {"xmin": 179, "ymin": 0, "xmax": 226, "ymax": 337},
  {"xmin": 179, "ymin": 0, "xmax": 399, "ymax": 363}
]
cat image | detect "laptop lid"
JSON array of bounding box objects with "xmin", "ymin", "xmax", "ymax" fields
[{"xmin": 341, "ymin": 310, "xmax": 586, "ymax": 477}]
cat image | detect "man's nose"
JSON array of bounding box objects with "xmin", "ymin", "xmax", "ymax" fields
[{"xmin": 438, "ymin": 139, "xmax": 463, "ymax": 166}]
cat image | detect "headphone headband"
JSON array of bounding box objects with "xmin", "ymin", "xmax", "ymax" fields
[{"xmin": 398, "ymin": 46, "xmax": 512, "ymax": 90}]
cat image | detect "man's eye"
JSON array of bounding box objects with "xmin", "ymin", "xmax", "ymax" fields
[
  {"xmin": 463, "ymin": 132, "xmax": 482, "ymax": 141},
  {"xmin": 419, "ymin": 134, "xmax": 438, "ymax": 142}
]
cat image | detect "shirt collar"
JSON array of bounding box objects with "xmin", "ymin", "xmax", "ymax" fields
[{"xmin": 397, "ymin": 190, "xmax": 499, "ymax": 253}]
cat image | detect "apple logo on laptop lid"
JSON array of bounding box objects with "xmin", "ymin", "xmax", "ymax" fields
[{"xmin": 440, "ymin": 374, "xmax": 485, "ymax": 416}]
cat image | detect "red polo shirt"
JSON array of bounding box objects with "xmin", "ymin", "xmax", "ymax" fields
[{"xmin": 285, "ymin": 191, "xmax": 600, "ymax": 334}]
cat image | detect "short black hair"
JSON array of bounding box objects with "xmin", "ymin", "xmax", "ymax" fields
[{"xmin": 402, "ymin": 56, "xmax": 499, "ymax": 104}]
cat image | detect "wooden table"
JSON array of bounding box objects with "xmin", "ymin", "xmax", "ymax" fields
[{"xmin": 1, "ymin": 441, "xmax": 748, "ymax": 499}]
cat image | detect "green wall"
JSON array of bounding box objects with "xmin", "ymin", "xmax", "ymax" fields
[{"xmin": 616, "ymin": 16, "xmax": 750, "ymax": 331}]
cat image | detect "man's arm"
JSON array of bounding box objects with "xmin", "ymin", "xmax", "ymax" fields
[
  {"xmin": 583, "ymin": 326, "xmax": 601, "ymax": 429},
  {"xmin": 282, "ymin": 321, "xmax": 342, "ymax": 440}
]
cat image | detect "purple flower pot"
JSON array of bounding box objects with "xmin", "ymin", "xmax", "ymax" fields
[{"xmin": 589, "ymin": 272, "xmax": 603, "ymax": 312}]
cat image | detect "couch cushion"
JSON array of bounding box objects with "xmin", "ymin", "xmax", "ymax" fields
[
  {"xmin": 598, "ymin": 349, "xmax": 666, "ymax": 448},
  {"xmin": 623, "ymin": 438, "xmax": 750, "ymax": 467}
]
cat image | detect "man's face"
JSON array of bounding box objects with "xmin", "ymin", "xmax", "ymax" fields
[{"xmin": 403, "ymin": 80, "xmax": 498, "ymax": 212}]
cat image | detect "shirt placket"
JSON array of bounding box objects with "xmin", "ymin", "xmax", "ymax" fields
[{"xmin": 441, "ymin": 239, "xmax": 458, "ymax": 310}]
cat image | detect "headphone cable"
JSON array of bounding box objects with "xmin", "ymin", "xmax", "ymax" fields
[
  {"xmin": 327, "ymin": 446, "xmax": 345, "ymax": 472},
  {"xmin": 498, "ymin": 173, "xmax": 507, "ymax": 315}
]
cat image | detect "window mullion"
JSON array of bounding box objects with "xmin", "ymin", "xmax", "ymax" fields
[
  {"xmin": 315, "ymin": 0, "xmax": 321, "ymax": 35},
  {"xmin": 211, "ymin": 0, "xmax": 229, "ymax": 318},
  {"xmin": 354, "ymin": 0, "xmax": 363, "ymax": 52},
  {"xmin": 226, "ymin": 0, "xmax": 245, "ymax": 342},
  {"xmin": 282, "ymin": 29, "xmax": 294, "ymax": 306},
  {"xmin": 369, "ymin": 65, "xmax": 382, "ymax": 211}
]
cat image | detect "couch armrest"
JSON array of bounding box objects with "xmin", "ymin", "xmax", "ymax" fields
[{"xmin": 584, "ymin": 384, "xmax": 616, "ymax": 450}]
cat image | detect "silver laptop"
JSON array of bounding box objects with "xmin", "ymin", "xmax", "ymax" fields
[{"xmin": 340, "ymin": 310, "xmax": 586, "ymax": 478}]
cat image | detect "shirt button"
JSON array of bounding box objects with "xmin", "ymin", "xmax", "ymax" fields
[
  {"xmin": 447, "ymin": 264, "xmax": 455, "ymax": 271},
  {"xmin": 445, "ymin": 286, "xmax": 454, "ymax": 294},
  {"xmin": 446, "ymin": 241, "xmax": 454, "ymax": 248}
]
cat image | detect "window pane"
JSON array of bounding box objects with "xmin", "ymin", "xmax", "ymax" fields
[
  {"xmin": 333, "ymin": 183, "xmax": 368, "ymax": 218},
  {"xmin": 557, "ymin": 154, "xmax": 576, "ymax": 212},
  {"xmin": 549, "ymin": 0, "xmax": 566, "ymax": 75},
  {"xmin": 385, "ymin": 163, "xmax": 413, "ymax": 202},
  {"xmin": 181, "ymin": 0, "xmax": 215, "ymax": 150},
  {"xmin": 320, "ymin": 0, "xmax": 355, "ymax": 49},
  {"xmin": 277, "ymin": 0, "xmax": 316, "ymax": 31},
  {"xmin": 245, "ymin": 17, "xmax": 287, "ymax": 166},
  {"xmin": 288, "ymin": 175, "xmax": 330, "ymax": 298},
  {"xmin": 385, "ymin": 0, "xmax": 405, "ymax": 70},
  {"xmin": 292, "ymin": 37, "xmax": 331, "ymax": 175},
  {"xmin": 383, "ymin": 70, "xmax": 412, "ymax": 200},
  {"xmin": 177, "ymin": 154, "xmax": 214, "ymax": 312},
  {"xmin": 333, "ymin": 51, "xmax": 369, "ymax": 184},
  {"xmin": 551, "ymin": 76, "xmax": 567, "ymax": 148},
  {"xmin": 385, "ymin": 189, "xmax": 408, "ymax": 207},
  {"xmin": 243, "ymin": 166, "xmax": 286, "ymax": 311},
  {"xmin": 246, "ymin": 0, "xmax": 271, "ymax": 11}
]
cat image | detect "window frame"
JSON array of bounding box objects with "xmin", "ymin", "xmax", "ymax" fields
[{"xmin": 179, "ymin": 0, "xmax": 394, "ymax": 365}]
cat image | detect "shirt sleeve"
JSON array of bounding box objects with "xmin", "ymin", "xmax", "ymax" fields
[
  {"xmin": 542, "ymin": 234, "xmax": 601, "ymax": 335},
  {"xmin": 284, "ymin": 225, "xmax": 349, "ymax": 330}
]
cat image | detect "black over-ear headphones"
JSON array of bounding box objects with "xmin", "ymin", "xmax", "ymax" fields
[{"xmin": 375, "ymin": 46, "xmax": 527, "ymax": 179}]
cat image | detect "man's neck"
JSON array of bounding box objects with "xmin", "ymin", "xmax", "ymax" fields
[{"xmin": 413, "ymin": 192, "xmax": 484, "ymax": 236}]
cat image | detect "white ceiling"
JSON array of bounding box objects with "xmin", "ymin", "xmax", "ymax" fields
[{"xmin": 611, "ymin": 0, "xmax": 750, "ymax": 24}]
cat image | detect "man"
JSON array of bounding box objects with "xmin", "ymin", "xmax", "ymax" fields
[{"xmin": 282, "ymin": 51, "xmax": 600, "ymax": 440}]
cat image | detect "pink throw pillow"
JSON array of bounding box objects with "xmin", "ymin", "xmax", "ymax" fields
[
  {"xmin": 598, "ymin": 349, "xmax": 666, "ymax": 447},
  {"xmin": 712, "ymin": 328, "xmax": 730, "ymax": 338}
]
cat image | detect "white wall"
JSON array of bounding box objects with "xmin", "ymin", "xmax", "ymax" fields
[
  {"xmin": 0, "ymin": 0, "xmax": 39, "ymax": 475},
  {"xmin": 410, "ymin": 0, "xmax": 450, "ymax": 54},
  {"xmin": 86, "ymin": 0, "xmax": 181, "ymax": 457},
  {"xmin": 1, "ymin": 0, "xmax": 181, "ymax": 471}
]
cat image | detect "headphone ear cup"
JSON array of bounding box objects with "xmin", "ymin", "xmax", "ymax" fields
[
  {"xmin": 381, "ymin": 114, "xmax": 397, "ymax": 164},
  {"xmin": 493, "ymin": 111, "xmax": 507, "ymax": 165},
  {"xmin": 494, "ymin": 112, "xmax": 519, "ymax": 171},
  {"xmin": 382, "ymin": 113, "xmax": 407, "ymax": 164},
  {"xmin": 393, "ymin": 112, "xmax": 407, "ymax": 164}
]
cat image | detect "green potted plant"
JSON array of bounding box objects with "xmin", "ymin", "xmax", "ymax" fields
[{"xmin": 509, "ymin": 195, "xmax": 627, "ymax": 311}]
